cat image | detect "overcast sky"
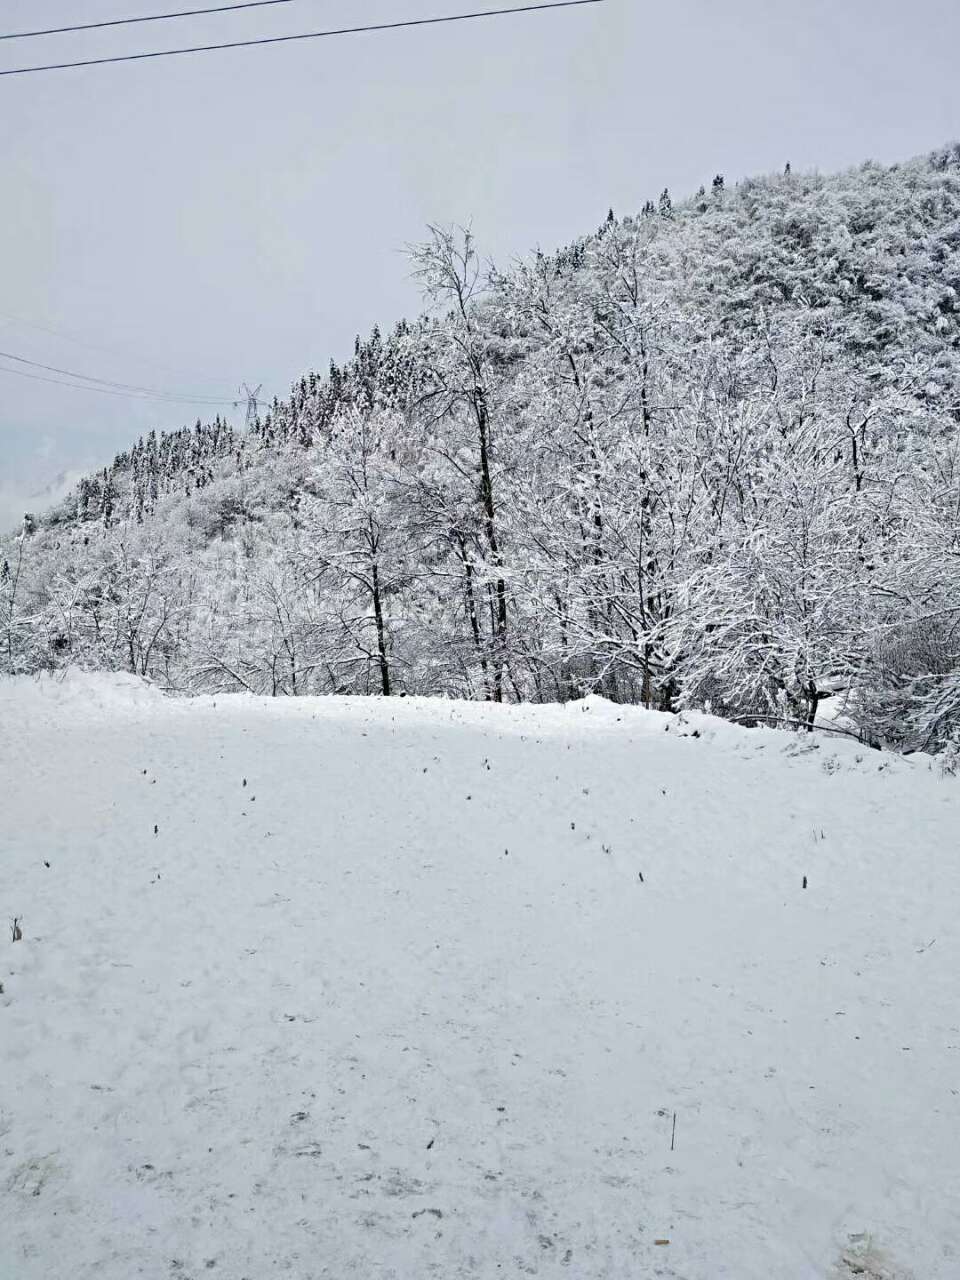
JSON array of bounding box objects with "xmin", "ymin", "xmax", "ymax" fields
[{"xmin": 1, "ymin": 0, "xmax": 958, "ymax": 527}]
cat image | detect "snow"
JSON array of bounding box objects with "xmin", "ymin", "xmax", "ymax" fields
[{"xmin": 1, "ymin": 673, "xmax": 958, "ymax": 1279}]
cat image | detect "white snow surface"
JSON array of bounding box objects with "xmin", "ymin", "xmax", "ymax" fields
[{"xmin": 1, "ymin": 672, "xmax": 958, "ymax": 1279}]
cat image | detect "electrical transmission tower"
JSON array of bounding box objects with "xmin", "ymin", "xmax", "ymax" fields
[{"xmin": 236, "ymin": 382, "xmax": 264, "ymax": 431}]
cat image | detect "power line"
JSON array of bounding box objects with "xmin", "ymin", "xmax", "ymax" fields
[
  {"xmin": 0, "ymin": 1, "xmax": 603, "ymax": 77},
  {"xmin": 0, "ymin": 348, "xmax": 232, "ymax": 405},
  {"xmin": 0, "ymin": 309, "xmax": 233, "ymax": 391},
  {"xmin": 1, "ymin": 0, "xmax": 306, "ymax": 43},
  {"xmin": 0, "ymin": 361, "xmax": 233, "ymax": 405}
]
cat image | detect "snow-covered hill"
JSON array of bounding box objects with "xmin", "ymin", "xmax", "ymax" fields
[
  {"xmin": 2, "ymin": 674, "xmax": 958, "ymax": 1279},
  {"xmin": 9, "ymin": 151, "xmax": 960, "ymax": 752}
]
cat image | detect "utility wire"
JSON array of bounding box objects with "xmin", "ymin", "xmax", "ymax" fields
[
  {"xmin": 0, "ymin": 309, "xmax": 233, "ymax": 392},
  {"xmin": 0, "ymin": 348, "xmax": 232, "ymax": 404},
  {"xmin": 0, "ymin": 1, "xmax": 603, "ymax": 77},
  {"xmin": 0, "ymin": 361, "xmax": 234, "ymax": 405},
  {"xmin": 1, "ymin": 0, "xmax": 306, "ymax": 43}
]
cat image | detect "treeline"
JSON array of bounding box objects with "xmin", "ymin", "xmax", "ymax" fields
[{"xmin": 5, "ymin": 145, "xmax": 960, "ymax": 750}]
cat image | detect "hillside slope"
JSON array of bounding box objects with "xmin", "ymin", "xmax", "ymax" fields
[
  {"xmin": 5, "ymin": 144, "xmax": 960, "ymax": 748},
  {"xmin": 2, "ymin": 675, "xmax": 958, "ymax": 1278}
]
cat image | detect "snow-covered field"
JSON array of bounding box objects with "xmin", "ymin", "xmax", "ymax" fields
[{"xmin": 1, "ymin": 673, "xmax": 958, "ymax": 1280}]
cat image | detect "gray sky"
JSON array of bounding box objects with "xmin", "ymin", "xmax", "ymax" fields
[{"xmin": 1, "ymin": 0, "xmax": 958, "ymax": 527}]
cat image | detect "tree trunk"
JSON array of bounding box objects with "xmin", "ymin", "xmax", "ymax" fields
[
  {"xmin": 457, "ymin": 535, "xmax": 490, "ymax": 699},
  {"xmin": 474, "ymin": 383, "xmax": 507, "ymax": 702},
  {"xmin": 804, "ymin": 682, "xmax": 820, "ymax": 731},
  {"xmin": 370, "ymin": 558, "xmax": 391, "ymax": 698}
]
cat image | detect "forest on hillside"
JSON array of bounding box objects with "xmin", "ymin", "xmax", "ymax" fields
[{"xmin": 4, "ymin": 145, "xmax": 960, "ymax": 750}]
